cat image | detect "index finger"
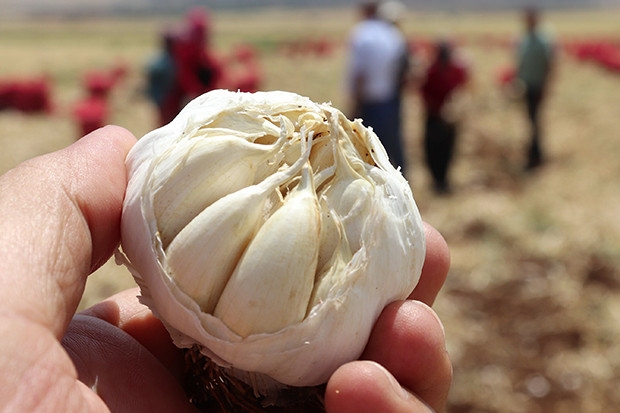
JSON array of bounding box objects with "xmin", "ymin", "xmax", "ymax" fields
[{"xmin": 409, "ymin": 222, "xmax": 450, "ymax": 305}]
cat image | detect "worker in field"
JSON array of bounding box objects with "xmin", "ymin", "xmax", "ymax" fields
[
  {"xmin": 345, "ymin": 1, "xmax": 411, "ymax": 175},
  {"xmin": 420, "ymin": 40, "xmax": 470, "ymax": 194},
  {"xmin": 516, "ymin": 7, "xmax": 556, "ymax": 171},
  {"xmin": 146, "ymin": 30, "xmax": 178, "ymax": 126},
  {"xmin": 147, "ymin": 7, "xmax": 224, "ymax": 126},
  {"xmin": 173, "ymin": 7, "xmax": 224, "ymax": 102}
]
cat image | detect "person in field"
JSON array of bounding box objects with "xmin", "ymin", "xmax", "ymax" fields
[
  {"xmin": 345, "ymin": 1, "xmax": 410, "ymax": 175},
  {"xmin": 146, "ymin": 30, "xmax": 178, "ymax": 126},
  {"xmin": 146, "ymin": 7, "xmax": 224, "ymax": 126},
  {"xmin": 516, "ymin": 7, "xmax": 556, "ymax": 171},
  {"xmin": 173, "ymin": 8, "xmax": 224, "ymax": 103},
  {"xmin": 420, "ymin": 40, "xmax": 469, "ymax": 194}
]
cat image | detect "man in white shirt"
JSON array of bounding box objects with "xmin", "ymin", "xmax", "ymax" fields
[{"xmin": 346, "ymin": 1, "xmax": 409, "ymax": 173}]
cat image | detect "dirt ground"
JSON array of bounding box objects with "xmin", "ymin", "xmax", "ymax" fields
[{"xmin": 1, "ymin": 7, "xmax": 620, "ymax": 412}]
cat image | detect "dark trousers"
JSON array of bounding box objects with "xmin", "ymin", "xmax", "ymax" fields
[
  {"xmin": 424, "ymin": 114, "xmax": 456, "ymax": 192},
  {"xmin": 525, "ymin": 87, "xmax": 544, "ymax": 169}
]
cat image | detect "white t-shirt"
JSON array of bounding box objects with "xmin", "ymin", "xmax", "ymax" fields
[{"xmin": 347, "ymin": 18, "xmax": 407, "ymax": 103}]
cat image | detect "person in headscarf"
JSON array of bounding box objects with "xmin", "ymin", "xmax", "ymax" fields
[
  {"xmin": 148, "ymin": 7, "xmax": 224, "ymax": 126},
  {"xmin": 173, "ymin": 7, "xmax": 224, "ymax": 100}
]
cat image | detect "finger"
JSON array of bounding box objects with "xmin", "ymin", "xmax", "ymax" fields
[
  {"xmin": 79, "ymin": 288, "xmax": 185, "ymax": 380},
  {"xmin": 361, "ymin": 300, "xmax": 452, "ymax": 412},
  {"xmin": 0, "ymin": 316, "xmax": 110, "ymax": 412},
  {"xmin": 0, "ymin": 125, "xmax": 136, "ymax": 337},
  {"xmin": 409, "ymin": 222, "xmax": 450, "ymax": 305},
  {"xmin": 325, "ymin": 361, "xmax": 434, "ymax": 413},
  {"xmin": 63, "ymin": 314, "xmax": 197, "ymax": 413}
]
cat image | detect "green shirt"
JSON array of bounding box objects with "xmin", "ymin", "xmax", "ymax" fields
[{"xmin": 517, "ymin": 30, "xmax": 554, "ymax": 89}]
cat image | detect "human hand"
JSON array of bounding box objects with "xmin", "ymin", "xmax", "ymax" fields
[{"xmin": 0, "ymin": 126, "xmax": 451, "ymax": 412}]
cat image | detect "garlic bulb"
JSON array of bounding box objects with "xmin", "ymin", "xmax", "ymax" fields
[{"xmin": 118, "ymin": 90, "xmax": 425, "ymax": 392}]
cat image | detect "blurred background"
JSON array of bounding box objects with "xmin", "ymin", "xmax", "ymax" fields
[{"xmin": 1, "ymin": 1, "xmax": 620, "ymax": 411}]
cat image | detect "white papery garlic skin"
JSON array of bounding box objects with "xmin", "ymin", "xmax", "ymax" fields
[{"xmin": 118, "ymin": 89, "xmax": 425, "ymax": 390}]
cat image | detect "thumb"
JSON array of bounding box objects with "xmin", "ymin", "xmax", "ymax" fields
[
  {"xmin": 325, "ymin": 361, "xmax": 434, "ymax": 413},
  {"xmin": 0, "ymin": 126, "xmax": 136, "ymax": 338}
]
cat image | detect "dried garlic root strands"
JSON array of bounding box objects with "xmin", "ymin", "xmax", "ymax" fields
[{"xmin": 118, "ymin": 90, "xmax": 425, "ymax": 405}]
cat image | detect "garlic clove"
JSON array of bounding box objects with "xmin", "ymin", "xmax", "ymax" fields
[
  {"xmin": 319, "ymin": 132, "xmax": 374, "ymax": 254},
  {"xmin": 214, "ymin": 162, "xmax": 320, "ymax": 337},
  {"xmin": 152, "ymin": 129, "xmax": 289, "ymax": 248},
  {"xmin": 307, "ymin": 210, "xmax": 352, "ymax": 311},
  {"xmin": 165, "ymin": 123, "xmax": 312, "ymax": 314}
]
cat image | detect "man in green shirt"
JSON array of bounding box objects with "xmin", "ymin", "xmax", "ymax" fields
[{"xmin": 517, "ymin": 7, "xmax": 555, "ymax": 170}]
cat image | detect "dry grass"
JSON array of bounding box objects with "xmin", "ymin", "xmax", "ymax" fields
[{"xmin": 1, "ymin": 7, "xmax": 620, "ymax": 412}]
